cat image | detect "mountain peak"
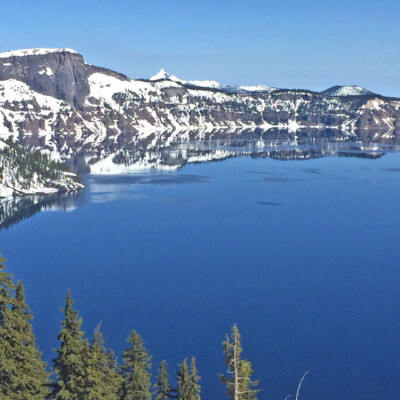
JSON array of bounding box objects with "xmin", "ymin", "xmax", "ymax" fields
[
  {"xmin": 149, "ymin": 68, "xmax": 170, "ymax": 81},
  {"xmin": 0, "ymin": 48, "xmax": 79, "ymax": 59},
  {"xmin": 322, "ymin": 85, "xmax": 374, "ymax": 97}
]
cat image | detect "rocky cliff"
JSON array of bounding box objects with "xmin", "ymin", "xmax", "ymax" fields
[{"xmin": 0, "ymin": 48, "xmax": 399, "ymax": 161}]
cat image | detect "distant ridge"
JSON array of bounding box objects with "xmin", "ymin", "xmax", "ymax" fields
[
  {"xmin": 148, "ymin": 68, "xmax": 275, "ymax": 92},
  {"xmin": 321, "ymin": 85, "xmax": 374, "ymax": 97}
]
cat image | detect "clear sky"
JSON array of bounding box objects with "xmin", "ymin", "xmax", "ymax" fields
[{"xmin": 1, "ymin": 0, "xmax": 399, "ymax": 96}]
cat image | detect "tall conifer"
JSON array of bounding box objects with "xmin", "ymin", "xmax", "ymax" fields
[
  {"xmin": 80, "ymin": 323, "xmax": 122, "ymax": 400},
  {"xmin": 177, "ymin": 357, "xmax": 201, "ymax": 400},
  {"xmin": 177, "ymin": 358, "xmax": 189, "ymax": 400},
  {"xmin": 120, "ymin": 330, "xmax": 152, "ymax": 400},
  {"xmin": 188, "ymin": 357, "xmax": 201, "ymax": 400},
  {"xmin": 154, "ymin": 360, "xmax": 174, "ymax": 400},
  {"xmin": 220, "ymin": 325, "xmax": 260, "ymax": 400},
  {"xmin": 0, "ymin": 253, "xmax": 49, "ymax": 400},
  {"xmin": 52, "ymin": 290, "xmax": 86, "ymax": 400}
]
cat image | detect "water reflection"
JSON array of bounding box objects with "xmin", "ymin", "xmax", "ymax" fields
[
  {"xmin": 76, "ymin": 139, "xmax": 387, "ymax": 174},
  {"xmin": 1, "ymin": 138, "xmax": 398, "ymax": 231},
  {"xmin": 0, "ymin": 191, "xmax": 84, "ymax": 230}
]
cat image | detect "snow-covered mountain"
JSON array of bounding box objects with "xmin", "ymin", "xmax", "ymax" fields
[
  {"xmin": 149, "ymin": 69, "xmax": 275, "ymax": 92},
  {"xmin": 149, "ymin": 68, "xmax": 221, "ymax": 89},
  {"xmin": 321, "ymin": 85, "xmax": 374, "ymax": 97},
  {"xmin": 0, "ymin": 47, "xmax": 399, "ymax": 167}
]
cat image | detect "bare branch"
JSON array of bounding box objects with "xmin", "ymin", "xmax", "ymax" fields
[{"xmin": 295, "ymin": 370, "xmax": 309, "ymax": 400}]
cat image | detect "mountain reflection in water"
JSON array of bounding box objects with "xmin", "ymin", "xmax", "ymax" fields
[{"xmin": 1, "ymin": 139, "xmax": 396, "ymax": 231}]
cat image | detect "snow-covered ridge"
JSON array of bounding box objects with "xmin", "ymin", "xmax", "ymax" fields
[
  {"xmin": 148, "ymin": 69, "xmax": 276, "ymax": 92},
  {"xmin": 322, "ymin": 85, "xmax": 373, "ymax": 97},
  {"xmin": 239, "ymin": 85, "xmax": 276, "ymax": 92},
  {"xmin": 0, "ymin": 48, "xmax": 78, "ymax": 59},
  {"xmin": 150, "ymin": 69, "xmax": 221, "ymax": 89}
]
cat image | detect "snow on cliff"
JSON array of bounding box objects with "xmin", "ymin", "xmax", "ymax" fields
[{"xmin": 0, "ymin": 48, "xmax": 78, "ymax": 58}]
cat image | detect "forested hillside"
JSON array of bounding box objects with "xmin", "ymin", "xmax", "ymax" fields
[{"xmin": 0, "ymin": 140, "xmax": 83, "ymax": 197}]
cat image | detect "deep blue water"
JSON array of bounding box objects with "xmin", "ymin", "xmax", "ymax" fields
[{"xmin": 2, "ymin": 149, "xmax": 400, "ymax": 399}]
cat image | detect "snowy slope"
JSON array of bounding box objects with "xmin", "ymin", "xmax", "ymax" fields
[
  {"xmin": 322, "ymin": 85, "xmax": 374, "ymax": 97},
  {"xmin": 0, "ymin": 141, "xmax": 83, "ymax": 197},
  {"xmin": 149, "ymin": 69, "xmax": 221, "ymax": 89},
  {"xmin": 148, "ymin": 69, "xmax": 275, "ymax": 92}
]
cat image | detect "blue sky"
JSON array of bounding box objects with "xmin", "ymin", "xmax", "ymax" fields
[{"xmin": 1, "ymin": 0, "xmax": 399, "ymax": 95}]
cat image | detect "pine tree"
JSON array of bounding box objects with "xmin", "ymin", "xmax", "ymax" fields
[
  {"xmin": 177, "ymin": 358, "xmax": 189, "ymax": 400},
  {"xmin": 0, "ymin": 253, "xmax": 49, "ymax": 400},
  {"xmin": 154, "ymin": 360, "xmax": 174, "ymax": 400},
  {"xmin": 80, "ymin": 323, "xmax": 122, "ymax": 400},
  {"xmin": 11, "ymin": 281, "xmax": 49, "ymax": 398},
  {"xmin": 52, "ymin": 290, "xmax": 86, "ymax": 400},
  {"xmin": 120, "ymin": 330, "xmax": 152, "ymax": 400},
  {"xmin": 177, "ymin": 357, "xmax": 201, "ymax": 400},
  {"xmin": 0, "ymin": 250, "xmax": 17, "ymax": 394},
  {"xmin": 188, "ymin": 357, "xmax": 201, "ymax": 400},
  {"xmin": 220, "ymin": 325, "xmax": 260, "ymax": 400}
]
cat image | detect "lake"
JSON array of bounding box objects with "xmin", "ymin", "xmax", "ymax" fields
[{"xmin": 1, "ymin": 140, "xmax": 400, "ymax": 400}]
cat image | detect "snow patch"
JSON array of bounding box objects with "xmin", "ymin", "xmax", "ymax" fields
[
  {"xmin": 0, "ymin": 48, "xmax": 78, "ymax": 58},
  {"xmin": 38, "ymin": 67, "xmax": 53, "ymax": 76},
  {"xmin": 323, "ymin": 85, "xmax": 372, "ymax": 97}
]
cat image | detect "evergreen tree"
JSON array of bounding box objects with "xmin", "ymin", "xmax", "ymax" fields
[
  {"xmin": 0, "ymin": 253, "xmax": 49, "ymax": 400},
  {"xmin": 0, "ymin": 251, "xmax": 16, "ymax": 393},
  {"xmin": 177, "ymin": 357, "xmax": 201, "ymax": 400},
  {"xmin": 120, "ymin": 330, "xmax": 152, "ymax": 400},
  {"xmin": 80, "ymin": 323, "xmax": 122, "ymax": 400},
  {"xmin": 176, "ymin": 358, "xmax": 189, "ymax": 400},
  {"xmin": 220, "ymin": 325, "xmax": 260, "ymax": 400},
  {"xmin": 188, "ymin": 357, "xmax": 201, "ymax": 400},
  {"xmin": 154, "ymin": 360, "xmax": 174, "ymax": 400},
  {"xmin": 51, "ymin": 290, "xmax": 86, "ymax": 400}
]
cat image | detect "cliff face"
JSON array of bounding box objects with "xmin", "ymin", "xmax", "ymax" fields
[
  {"xmin": 0, "ymin": 48, "xmax": 399, "ymax": 159},
  {"xmin": 0, "ymin": 50, "xmax": 90, "ymax": 108}
]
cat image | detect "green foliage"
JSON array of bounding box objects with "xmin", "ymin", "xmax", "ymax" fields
[
  {"xmin": 0, "ymin": 140, "xmax": 81, "ymax": 189},
  {"xmin": 80, "ymin": 323, "xmax": 122, "ymax": 400},
  {"xmin": 220, "ymin": 325, "xmax": 260, "ymax": 400},
  {"xmin": 51, "ymin": 290, "xmax": 86, "ymax": 400},
  {"xmin": 120, "ymin": 330, "xmax": 152, "ymax": 400},
  {"xmin": 0, "ymin": 250, "xmax": 263, "ymax": 400},
  {"xmin": 177, "ymin": 358, "xmax": 189, "ymax": 400},
  {"xmin": 0, "ymin": 252, "xmax": 49, "ymax": 400},
  {"xmin": 177, "ymin": 357, "xmax": 201, "ymax": 400},
  {"xmin": 188, "ymin": 357, "xmax": 201, "ymax": 400},
  {"xmin": 154, "ymin": 360, "xmax": 174, "ymax": 400}
]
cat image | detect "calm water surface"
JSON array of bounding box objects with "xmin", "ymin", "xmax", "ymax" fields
[{"xmin": 2, "ymin": 145, "xmax": 400, "ymax": 400}]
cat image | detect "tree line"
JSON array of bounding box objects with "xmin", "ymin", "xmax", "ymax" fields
[
  {"xmin": 0, "ymin": 251, "xmax": 260, "ymax": 400},
  {"xmin": 0, "ymin": 139, "xmax": 72, "ymax": 183}
]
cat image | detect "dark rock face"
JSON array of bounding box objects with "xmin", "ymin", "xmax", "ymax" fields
[
  {"xmin": 1, "ymin": 49, "xmax": 400, "ymax": 158},
  {"xmin": 0, "ymin": 51, "xmax": 89, "ymax": 107},
  {"xmin": 0, "ymin": 51, "xmax": 128, "ymax": 108}
]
